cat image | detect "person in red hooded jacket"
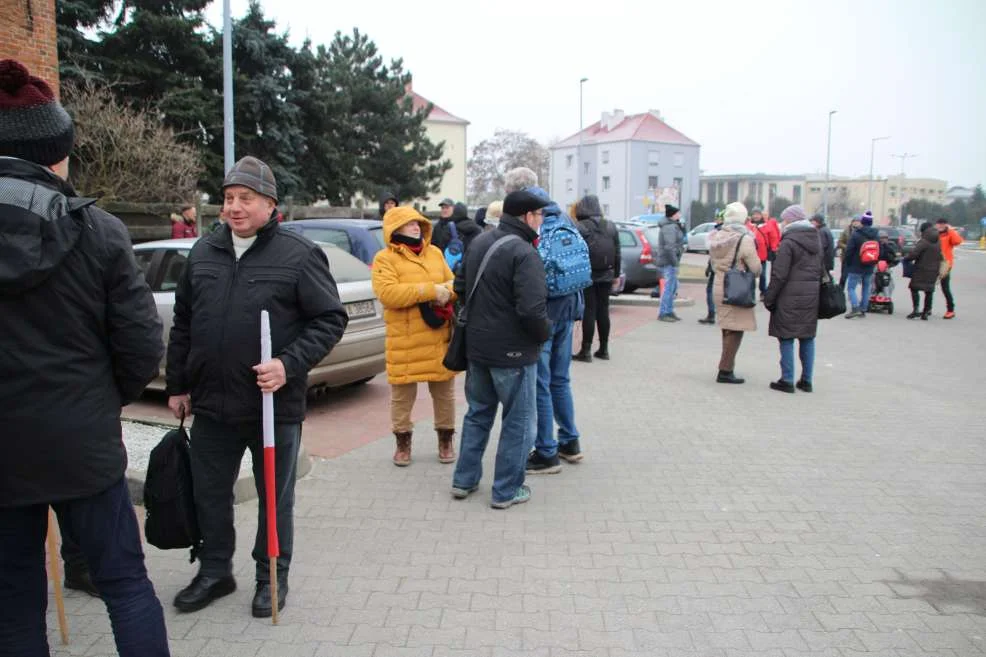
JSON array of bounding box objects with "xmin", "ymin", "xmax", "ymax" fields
[
  {"xmin": 171, "ymin": 204, "xmax": 199, "ymax": 239},
  {"xmin": 747, "ymin": 207, "xmax": 779, "ymax": 299}
]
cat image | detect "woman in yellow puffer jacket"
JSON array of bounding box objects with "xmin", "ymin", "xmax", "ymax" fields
[{"xmin": 372, "ymin": 206, "xmax": 459, "ymax": 466}]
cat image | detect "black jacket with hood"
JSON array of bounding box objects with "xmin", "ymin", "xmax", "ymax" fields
[
  {"xmin": 764, "ymin": 220, "xmax": 824, "ymax": 339},
  {"xmin": 378, "ymin": 190, "xmax": 399, "ymax": 218},
  {"xmin": 166, "ymin": 218, "xmax": 349, "ymax": 424},
  {"xmin": 903, "ymin": 225, "xmax": 942, "ymax": 292},
  {"xmin": 843, "ymin": 224, "xmax": 880, "ymax": 275},
  {"xmin": 453, "ymin": 213, "xmax": 551, "ymax": 368},
  {"xmin": 575, "ymin": 195, "xmax": 621, "ymax": 283},
  {"xmin": 432, "ymin": 202, "xmax": 481, "ymax": 254},
  {"xmin": 0, "ymin": 157, "xmax": 164, "ymax": 507}
]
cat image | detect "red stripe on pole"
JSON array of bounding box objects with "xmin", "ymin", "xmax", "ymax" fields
[{"xmin": 264, "ymin": 447, "xmax": 279, "ymax": 557}]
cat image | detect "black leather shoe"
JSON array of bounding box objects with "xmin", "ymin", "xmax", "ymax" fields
[
  {"xmin": 716, "ymin": 371, "xmax": 745, "ymax": 384},
  {"xmin": 796, "ymin": 379, "xmax": 813, "ymax": 393},
  {"xmin": 174, "ymin": 574, "xmax": 237, "ymax": 613},
  {"xmin": 698, "ymin": 315, "xmax": 715, "ymax": 325},
  {"xmin": 252, "ymin": 578, "xmax": 288, "ymax": 618},
  {"xmin": 593, "ymin": 348, "xmax": 609, "ymax": 360},
  {"xmin": 572, "ymin": 349, "xmax": 592, "ymax": 363},
  {"xmin": 64, "ymin": 569, "xmax": 99, "ymax": 597},
  {"xmin": 769, "ymin": 380, "xmax": 796, "ymax": 394}
]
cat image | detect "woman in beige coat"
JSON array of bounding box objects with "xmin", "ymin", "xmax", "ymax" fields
[{"xmin": 709, "ymin": 202, "xmax": 762, "ymax": 384}]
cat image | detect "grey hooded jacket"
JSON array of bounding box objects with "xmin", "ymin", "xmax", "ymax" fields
[{"xmin": 655, "ymin": 217, "xmax": 685, "ymax": 268}]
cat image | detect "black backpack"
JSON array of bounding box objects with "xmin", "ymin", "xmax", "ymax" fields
[
  {"xmin": 143, "ymin": 416, "xmax": 201, "ymax": 562},
  {"xmin": 581, "ymin": 218, "xmax": 616, "ymax": 272}
]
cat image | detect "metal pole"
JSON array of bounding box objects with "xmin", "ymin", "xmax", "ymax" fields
[
  {"xmin": 223, "ymin": 0, "xmax": 235, "ymax": 174},
  {"xmin": 891, "ymin": 152, "xmax": 918, "ymax": 226},
  {"xmin": 868, "ymin": 136, "xmax": 889, "ymax": 216},
  {"xmin": 577, "ymin": 77, "xmax": 587, "ymax": 202},
  {"xmin": 823, "ymin": 110, "xmax": 836, "ymax": 219}
]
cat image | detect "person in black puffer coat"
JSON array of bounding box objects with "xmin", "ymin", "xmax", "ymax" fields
[
  {"xmin": 431, "ymin": 200, "xmax": 481, "ymax": 255},
  {"xmin": 573, "ymin": 194, "xmax": 621, "ymax": 361},
  {"xmin": 764, "ymin": 205, "xmax": 823, "ymax": 394},
  {"xmin": 902, "ymin": 222, "xmax": 942, "ymax": 320}
]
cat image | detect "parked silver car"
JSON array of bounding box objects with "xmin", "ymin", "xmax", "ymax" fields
[
  {"xmin": 685, "ymin": 222, "xmax": 717, "ymax": 253},
  {"xmin": 132, "ymin": 238, "xmax": 386, "ymax": 393}
]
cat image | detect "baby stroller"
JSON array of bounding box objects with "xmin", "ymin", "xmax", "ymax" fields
[{"xmin": 868, "ymin": 260, "xmax": 894, "ymax": 314}]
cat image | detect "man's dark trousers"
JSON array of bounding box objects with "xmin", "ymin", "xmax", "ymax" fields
[
  {"xmin": 190, "ymin": 415, "xmax": 300, "ymax": 583},
  {"xmin": 0, "ymin": 477, "xmax": 169, "ymax": 657}
]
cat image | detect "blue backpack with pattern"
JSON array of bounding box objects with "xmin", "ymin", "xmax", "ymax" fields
[
  {"xmin": 444, "ymin": 221, "xmax": 464, "ymax": 273},
  {"xmin": 538, "ymin": 220, "xmax": 592, "ymax": 298}
]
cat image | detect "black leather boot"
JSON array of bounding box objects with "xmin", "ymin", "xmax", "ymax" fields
[
  {"xmin": 252, "ymin": 576, "xmax": 289, "ymax": 618},
  {"xmin": 174, "ymin": 574, "xmax": 237, "ymax": 613},
  {"xmin": 593, "ymin": 344, "xmax": 609, "ymax": 360},
  {"xmin": 716, "ymin": 370, "xmax": 745, "ymax": 384},
  {"xmin": 572, "ymin": 346, "xmax": 592, "ymax": 363}
]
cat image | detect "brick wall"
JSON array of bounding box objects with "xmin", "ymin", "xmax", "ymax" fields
[{"xmin": 0, "ymin": 0, "xmax": 59, "ymax": 94}]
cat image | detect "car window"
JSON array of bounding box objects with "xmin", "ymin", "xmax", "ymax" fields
[
  {"xmin": 618, "ymin": 230, "xmax": 638, "ymax": 247},
  {"xmin": 320, "ymin": 245, "xmax": 371, "ymax": 283},
  {"xmin": 369, "ymin": 227, "xmax": 386, "ymax": 249},
  {"xmin": 291, "ymin": 227, "xmax": 352, "ymax": 253},
  {"xmin": 133, "ymin": 250, "xmax": 155, "ymax": 275},
  {"xmin": 158, "ymin": 250, "xmax": 190, "ymax": 292}
]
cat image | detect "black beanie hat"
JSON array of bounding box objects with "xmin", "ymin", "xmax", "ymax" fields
[
  {"xmin": 0, "ymin": 60, "xmax": 75, "ymax": 166},
  {"xmin": 665, "ymin": 204, "xmax": 680, "ymax": 219}
]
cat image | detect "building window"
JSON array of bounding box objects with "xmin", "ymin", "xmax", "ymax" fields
[
  {"xmin": 603, "ymin": 204, "xmax": 610, "ymax": 215},
  {"xmin": 601, "ymin": 150, "xmax": 610, "ymax": 164},
  {"xmin": 809, "ymin": 186, "xmax": 821, "ymax": 193},
  {"xmin": 649, "ymin": 176, "xmax": 659, "ymax": 189},
  {"xmin": 602, "ymin": 176, "xmax": 611, "ymax": 190},
  {"xmin": 673, "ymin": 153, "xmax": 684, "ymax": 167},
  {"xmin": 565, "ymin": 155, "xmax": 573, "ymax": 169},
  {"xmin": 566, "ymin": 179, "xmax": 573, "ymax": 192},
  {"xmin": 673, "ymin": 177, "xmax": 683, "ymax": 192},
  {"xmin": 768, "ymin": 183, "xmax": 777, "ymax": 201},
  {"xmin": 648, "ymin": 151, "xmax": 660, "ymax": 166},
  {"xmin": 583, "ymin": 162, "xmax": 590, "ymax": 175},
  {"xmin": 793, "ymin": 185, "xmax": 802, "ymax": 204}
]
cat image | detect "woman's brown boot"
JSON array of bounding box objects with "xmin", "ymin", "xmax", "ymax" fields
[
  {"xmin": 436, "ymin": 429, "xmax": 457, "ymax": 464},
  {"xmin": 393, "ymin": 431, "xmax": 412, "ymax": 466}
]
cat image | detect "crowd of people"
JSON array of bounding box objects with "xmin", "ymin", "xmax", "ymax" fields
[{"xmin": 0, "ymin": 57, "xmax": 969, "ymax": 657}]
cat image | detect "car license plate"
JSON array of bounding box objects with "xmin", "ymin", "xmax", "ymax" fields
[{"xmin": 345, "ymin": 300, "xmax": 376, "ymax": 319}]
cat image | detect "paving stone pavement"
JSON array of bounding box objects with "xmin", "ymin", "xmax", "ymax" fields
[{"xmin": 50, "ymin": 250, "xmax": 986, "ymax": 656}]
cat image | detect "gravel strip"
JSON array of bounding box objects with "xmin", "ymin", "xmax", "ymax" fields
[{"xmin": 123, "ymin": 420, "xmax": 252, "ymax": 473}]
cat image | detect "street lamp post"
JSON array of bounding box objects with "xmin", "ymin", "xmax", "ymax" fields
[
  {"xmin": 868, "ymin": 135, "xmax": 890, "ymax": 215},
  {"xmin": 577, "ymin": 77, "xmax": 588, "ymax": 202},
  {"xmin": 223, "ymin": 0, "xmax": 234, "ymax": 174},
  {"xmin": 822, "ymin": 110, "xmax": 837, "ymax": 220},
  {"xmin": 891, "ymin": 152, "xmax": 918, "ymax": 226}
]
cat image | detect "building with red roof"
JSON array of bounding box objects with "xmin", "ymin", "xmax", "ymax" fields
[
  {"xmin": 550, "ymin": 109, "xmax": 701, "ymax": 221},
  {"xmin": 405, "ymin": 82, "xmax": 468, "ymax": 211}
]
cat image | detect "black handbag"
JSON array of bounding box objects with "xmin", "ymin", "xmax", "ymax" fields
[
  {"xmin": 722, "ymin": 235, "xmax": 757, "ymax": 308},
  {"xmin": 143, "ymin": 413, "xmax": 201, "ymax": 562},
  {"xmin": 818, "ymin": 271, "xmax": 846, "ymax": 319},
  {"xmin": 443, "ymin": 235, "xmax": 519, "ymax": 371}
]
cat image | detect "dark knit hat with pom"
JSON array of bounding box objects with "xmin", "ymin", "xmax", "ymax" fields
[{"xmin": 0, "ymin": 60, "xmax": 75, "ymax": 166}]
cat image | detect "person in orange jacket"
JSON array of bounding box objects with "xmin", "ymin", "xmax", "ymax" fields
[
  {"xmin": 935, "ymin": 218, "xmax": 963, "ymax": 319},
  {"xmin": 748, "ymin": 207, "xmax": 779, "ymax": 299}
]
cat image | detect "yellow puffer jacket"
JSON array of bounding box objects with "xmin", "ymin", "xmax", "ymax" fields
[{"xmin": 372, "ymin": 207, "xmax": 458, "ymax": 384}]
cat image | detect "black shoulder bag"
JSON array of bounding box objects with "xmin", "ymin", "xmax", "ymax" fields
[
  {"xmin": 442, "ymin": 235, "xmax": 519, "ymax": 371},
  {"xmin": 722, "ymin": 235, "xmax": 757, "ymax": 308}
]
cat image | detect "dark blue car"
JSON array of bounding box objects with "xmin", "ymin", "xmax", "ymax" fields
[{"xmin": 280, "ymin": 218, "xmax": 386, "ymax": 265}]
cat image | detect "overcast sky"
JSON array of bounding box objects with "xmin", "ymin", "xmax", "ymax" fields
[{"xmin": 207, "ymin": 0, "xmax": 985, "ymax": 187}]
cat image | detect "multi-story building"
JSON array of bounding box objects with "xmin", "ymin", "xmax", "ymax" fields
[
  {"xmin": 699, "ymin": 174, "xmax": 806, "ymax": 209},
  {"xmin": 700, "ymin": 173, "xmax": 947, "ymax": 227},
  {"xmin": 550, "ymin": 109, "xmax": 700, "ymax": 223},
  {"xmin": 407, "ymin": 83, "xmax": 468, "ymax": 212}
]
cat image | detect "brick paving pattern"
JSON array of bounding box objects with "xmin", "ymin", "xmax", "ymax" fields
[{"xmin": 52, "ymin": 250, "xmax": 986, "ymax": 656}]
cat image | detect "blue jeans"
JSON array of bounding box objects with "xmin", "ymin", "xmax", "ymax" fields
[
  {"xmin": 190, "ymin": 416, "xmax": 301, "ymax": 582},
  {"xmin": 779, "ymin": 337, "xmax": 815, "ymax": 384},
  {"xmin": 454, "ymin": 362, "xmax": 537, "ymax": 504},
  {"xmin": 659, "ymin": 265, "xmax": 679, "ymax": 317},
  {"xmin": 535, "ymin": 320, "xmax": 579, "ymax": 458},
  {"xmin": 0, "ymin": 478, "xmax": 170, "ymax": 657},
  {"xmin": 846, "ymin": 272, "xmax": 872, "ymax": 312}
]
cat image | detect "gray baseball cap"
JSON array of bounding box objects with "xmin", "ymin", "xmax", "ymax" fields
[
  {"xmin": 222, "ymin": 156, "xmax": 278, "ymax": 201},
  {"xmin": 438, "ymin": 197, "xmax": 454, "ymax": 207}
]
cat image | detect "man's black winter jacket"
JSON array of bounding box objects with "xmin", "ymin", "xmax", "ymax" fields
[
  {"xmin": 0, "ymin": 157, "xmax": 163, "ymax": 507},
  {"xmin": 166, "ymin": 219, "xmax": 349, "ymax": 424},
  {"xmin": 453, "ymin": 214, "xmax": 551, "ymax": 368}
]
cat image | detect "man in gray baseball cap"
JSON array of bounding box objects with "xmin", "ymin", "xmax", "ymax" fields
[{"xmin": 167, "ymin": 155, "xmax": 349, "ymax": 618}]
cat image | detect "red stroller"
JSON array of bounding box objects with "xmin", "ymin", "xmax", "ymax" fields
[{"xmin": 868, "ymin": 260, "xmax": 894, "ymax": 314}]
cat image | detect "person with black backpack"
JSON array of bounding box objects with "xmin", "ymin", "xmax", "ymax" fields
[
  {"xmin": 0, "ymin": 59, "xmax": 170, "ymax": 656},
  {"xmin": 573, "ymin": 195, "xmax": 621, "ymax": 362}
]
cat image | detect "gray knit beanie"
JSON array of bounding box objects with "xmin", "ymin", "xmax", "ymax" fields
[
  {"xmin": 223, "ymin": 156, "xmax": 278, "ymax": 201},
  {"xmin": 0, "ymin": 60, "xmax": 74, "ymax": 166}
]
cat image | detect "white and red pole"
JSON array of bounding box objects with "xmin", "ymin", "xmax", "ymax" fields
[{"xmin": 261, "ymin": 311, "xmax": 280, "ymax": 625}]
